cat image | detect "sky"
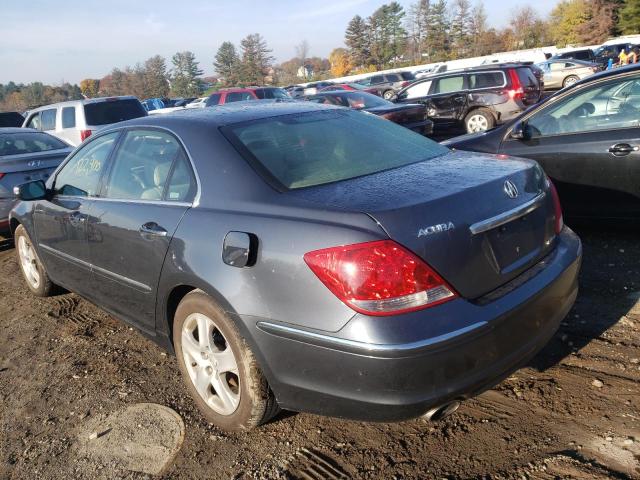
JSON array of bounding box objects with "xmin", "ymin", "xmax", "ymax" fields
[{"xmin": 1, "ymin": 0, "xmax": 559, "ymax": 85}]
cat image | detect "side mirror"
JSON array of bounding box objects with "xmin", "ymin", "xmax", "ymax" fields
[
  {"xmin": 510, "ymin": 121, "xmax": 530, "ymax": 140},
  {"xmin": 13, "ymin": 180, "xmax": 47, "ymax": 201}
]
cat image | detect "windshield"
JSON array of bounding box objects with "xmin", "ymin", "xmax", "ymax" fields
[
  {"xmin": 224, "ymin": 109, "xmax": 449, "ymax": 190},
  {"xmin": 0, "ymin": 132, "xmax": 68, "ymax": 156},
  {"xmin": 84, "ymin": 99, "xmax": 147, "ymax": 125}
]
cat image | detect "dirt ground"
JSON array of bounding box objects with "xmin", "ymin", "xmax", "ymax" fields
[{"xmin": 0, "ymin": 228, "xmax": 638, "ymax": 479}]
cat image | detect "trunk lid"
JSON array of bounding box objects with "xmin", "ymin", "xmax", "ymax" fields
[
  {"xmin": 288, "ymin": 151, "xmax": 557, "ymax": 299},
  {"xmin": 0, "ymin": 149, "xmax": 70, "ymax": 197},
  {"xmin": 367, "ymin": 104, "xmax": 427, "ymax": 124}
]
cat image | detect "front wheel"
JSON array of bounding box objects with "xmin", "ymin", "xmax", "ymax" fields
[
  {"xmin": 15, "ymin": 224, "xmax": 56, "ymax": 297},
  {"xmin": 173, "ymin": 290, "xmax": 279, "ymax": 431},
  {"xmin": 464, "ymin": 109, "xmax": 495, "ymax": 133}
]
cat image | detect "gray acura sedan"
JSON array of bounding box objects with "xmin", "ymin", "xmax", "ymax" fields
[{"xmin": 9, "ymin": 103, "xmax": 581, "ymax": 431}]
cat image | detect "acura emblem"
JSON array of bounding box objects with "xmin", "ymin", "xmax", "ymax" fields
[{"xmin": 503, "ymin": 180, "xmax": 519, "ymax": 199}]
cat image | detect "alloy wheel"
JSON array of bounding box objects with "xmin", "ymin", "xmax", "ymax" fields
[
  {"xmin": 18, "ymin": 235, "xmax": 41, "ymax": 289},
  {"xmin": 181, "ymin": 313, "xmax": 240, "ymax": 416},
  {"xmin": 467, "ymin": 114, "xmax": 489, "ymax": 133}
]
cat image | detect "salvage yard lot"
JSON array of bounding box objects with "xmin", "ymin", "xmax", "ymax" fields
[{"xmin": 0, "ymin": 229, "xmax": 639, "ymax": 479}]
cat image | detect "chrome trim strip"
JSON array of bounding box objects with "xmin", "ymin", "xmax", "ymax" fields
[
  {"xmin": 90, "ymin": 197, "xmax": 192, "ymax": 207},
  {"xmin": 256, "ymin": 320, "xmax": 488, "ymax": 356},
  {"xmin": 469, "ymin": 192, "xmax": 546, "ymax": 235},
  {"xmin": 40, "ymin": 244, "xmax": 151, "ymax": 292}
]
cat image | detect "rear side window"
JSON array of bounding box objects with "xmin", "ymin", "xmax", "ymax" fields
[
  {"xmin": 224, "ymin": 109, "xmax": 449, "ymax": 190},
  {"xmin": 516, "ymin": 68, "xmax": 538, "ymax": 87},
  {"xmin": 255, "ymin": 88, "xmax": 290, "ymax": 99},
  {"xmin": 62, "ymin": 107, "xmax": 76, "ymax": 128},
  {"xmin": 226, "ymin": 92, "xmax": 255, "ymax": 103},
  {"xmin": 385, "ymin": 74, "xmax": 401, "ymax": 82},
  {"xmin": 41, "ymin": 109, "xmax": 56, "ymax": 131},
  {"xmin": 370, "ymin": 75, "xmax": 384, "ymax": 85},
  {"xmin": 400, "ymin": 72, "xmax": 415, "ymax": 81},
  {"xmin": 103, "ymin": 129, "xmax": 195, "ymax": 202},
  {"xmin": 55, "ymin": 132, "xmax": 118, "ymax": 197},
  {"xmin": 574, "ymin": 51, "xmax": 591, "ymax": 60},
  {"xmin": 432, "ymin": 76, "xmax": 465, "ymax": 94},
  {"xmin": 83, "ymin": 99, "xmax": 146, "ymax": 126},
  {"xmin": 468, "ymin": 72, "xmax": 506, "ymax": 89}
]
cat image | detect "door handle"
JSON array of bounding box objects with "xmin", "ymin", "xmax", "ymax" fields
[
  {"xmin": 608, "ymin": 143, "xmax": 638, "ymax": 156},
  {"xmin": 139, "ymin": 222, "xmax": 167, "ymax": 237}
]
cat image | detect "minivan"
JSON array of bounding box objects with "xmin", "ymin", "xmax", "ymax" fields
[{"xmin": 22, "ymin": 96, "xmax": 147, "ymax": 146}]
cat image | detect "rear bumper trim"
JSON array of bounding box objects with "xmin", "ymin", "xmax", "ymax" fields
[
  {"xmin": 470, "ymin": 191, "xmax": 546, "ymax": 234},
  {"xmin": 256, "ymin": 320, "xmax": 487, "ymax": 356}
]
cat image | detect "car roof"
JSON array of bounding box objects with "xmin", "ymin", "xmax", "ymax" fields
[
  {"xmin": 102, "ymin": 101, "xmax": 341, "ymax": 130},
  {"xmin": 28, "ymin": 96, "xmax": 139, "ymax": 112},
  {"xmin": 0, "ymin": 127, "xmax": 41, "ymax": 134}
]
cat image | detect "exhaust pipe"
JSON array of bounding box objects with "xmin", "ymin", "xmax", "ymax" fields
[{"xmin": 423, "ymin": 400, "xmax": 461, "ymax": 421}]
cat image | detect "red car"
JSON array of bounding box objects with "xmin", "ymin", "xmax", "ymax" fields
[
  {"xmin": 205, "ymin": 87, "xmax": 290, "ymax": 107},
  {"xmin": 318, "ymin": 83, "xmax": 370, "ymax": 92}
]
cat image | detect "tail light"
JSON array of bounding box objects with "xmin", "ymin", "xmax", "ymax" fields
[
  {"xmin": 0, "ymin": 173, "xmax": 4, "ymax": 180},
  {"xmin": 380, "ymin": 112, "xmax": 397, "ymax": 121},
  {"xmin": 304, "ymin": 240, "xmax": 456, "ymax": 316},
  {"xmin": 549, "ymin": 180, "xmax": 564, "ymax": 234},
  {"xmin": 80, "ymin": 129, "xmax": 92, "ymax": 141},
  {"xmin": 401, "ymin": 81, "xmax": 410, "ymax": 87},
  {"xmin": 507, "ymin": 69, "xmax": 524, "ymax": 100}
]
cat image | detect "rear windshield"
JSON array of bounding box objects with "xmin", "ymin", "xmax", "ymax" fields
[
  {"xmin": 516, "ymin": 68, "xmax": 538, "ymax": 87},
  {"xmin": 84, "ymin": 99, "xmax": 146, "ymax": 126},
  {"xmin": 224, "ymin": 109, "xmax": 449, "ymax": 190},
  {"xmin": 0, "ymin": 112, "xmax": 24, "ymax": 127},
  {"xmin": 0, "ymin": 132, "xmax": 67, "ymax": 156}
]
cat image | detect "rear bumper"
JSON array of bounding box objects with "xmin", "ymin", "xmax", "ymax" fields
[{"xmin": 245, "ymin": 228, "xmax": 581, "ymax": 421}]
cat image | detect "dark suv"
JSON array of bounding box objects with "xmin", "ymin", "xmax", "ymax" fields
[
  {"xmin": 358, "ymin": 72, "xmax": 416, "ymax": 99},
  {"xmin": 593, "ymin": 42, "xmax": 640, "ymax": 68},
  {"xmin": 552, "ymin": 48, "xmax": 597, "ymax": 63},
  {"xmin": 394, "ymin": 64, "xmax": 543, "ymax": 136}
]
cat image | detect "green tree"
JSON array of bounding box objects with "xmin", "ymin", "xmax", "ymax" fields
[
  {"xmin": 214, "ymin": 41, "xmax": 240, "ymax": 86},
  {"xmin": 577, "ymin": 0, "xmax": 621, "ymax": 43},
  {"xmin": 449, "ymin": 0, "xmax": 473, "ymax": 58},
  {"xmin": 368, "ymin": 2, "xmax": 407, "ymax": 67},
  {"xmin": 238, "ymin": 33, "xmax": 273, "ymax": 86},
  {"xmin": 171, "ymin": 51, "xmax": 203, "ymax": 97},
  {"xmin": 550, "ymin": 0, "xmax": 590, "ymax": 46},
  {"xmin": 406, "ymin": 0, "xmax": 431, "ymax": 63},
  {"xmin": 509, "ymin": 7, "xmax": 550, "ymax": 50},
  {"xmin": 425, "ymin": 0, "xmax": 449, "ymax": 62},
  {"xmin": 144, "ymin": 55, "xmax": 169, "ymax": 98},
  {"xmin": 345, "ymin": 15, "xmax": 371, "ymax": 67},
  {"xmin": 618, "ymin": 0, "xmax": 640, "ymax": 34}
]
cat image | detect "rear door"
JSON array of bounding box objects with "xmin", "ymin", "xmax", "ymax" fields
[
  {"xmin": 498, "ymin": 73, "xmax": 640, "ymax": 220},
  {"xmin": 33, "ymin": 131, "xmax": 119, "ymax": 295},
  {"xmin": 426, "ymin": 74, "xmax": 468, "ymax": 128},
  {"xmin": 87, "ymin": 128, "xmax": 197, "ymax": 331}
]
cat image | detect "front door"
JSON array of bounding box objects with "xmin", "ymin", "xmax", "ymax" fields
[
  {"xmin": 34, "ymin": 132, "xmax": 120, "ymax": 294},
  {"xmin": 499, "ymin": 73, "xmax": 640, "ymax": 221},
  {"xmin": 426, "ymin": 74, "xmax": 468, "ymax": 130},
  {"xmin": 87, "ymin": 128, "xmax": 197, "ymax": 332}
]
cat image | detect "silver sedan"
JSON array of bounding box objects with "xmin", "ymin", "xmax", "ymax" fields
[{"xmin": 537, "ymin": 59, "xmax": 600, "ymax": 89}]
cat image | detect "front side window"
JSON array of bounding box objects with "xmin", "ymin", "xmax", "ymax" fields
[
  {"xmin": 55, "ymin": 132, "xmax": 118, "ymax": 197},
  {"xmin": 40, "ymin": 109, "xmax": 56, "ymax": 131},
  {"xmin": 26, "ymin": 113, "xmax": 41, "ymax": 130},
  {"xmin": 399, "ymin": 81, "xmax": 432, "ymax": 100},
  {"xmin": 432, "ymin": 76, "xmax": 465, "ymax": 94},
  {"xmin": 225, "ymin": 109, "xmax": 449, "ymax": 190},
  {"xmin": 526, "ymin": 76, "xmax": 640, "ymax": 138},
  {"xmin": 62, "ymin": 107, "xmax": 76, "ymax": 128},
  {"xmin": 103, "ymin": 129, "xmax": 194, "ymax": 202}
]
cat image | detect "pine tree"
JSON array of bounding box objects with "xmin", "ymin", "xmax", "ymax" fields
[
  {"xmin": 449, "ymin": 0, "xmax": 473, "ymax": 58},
  {"xmin": 617, "ymin": 0, "xmax": 639, "ymax": 35},
  {"xmin": 406, "ymin": 0, "xmax": 430, "ymax": 63},
  {"xmin": 144, "ymin": 55, "xmax": 169, "ymax": 98},
  {"xmin": 368, "ymin": 3, "xmax": 407, "ymax": 67},
  {"xmin": 170, "ymin": 51, "xmax": 203, "ymax": 97},
  {"xmin": 239, "ymin": 34, "xmax": 273, "ymax": 86},
  {"xmin": 345, "ymin": 15, "xmax": 371, "ymax": 68},
  {"xmin": 214, "ymin": 42, "xmax": 240, "ymax": 87},
  {"xmin": 425, "ymin": 0, "xmax": 449, "ymax": 62}
]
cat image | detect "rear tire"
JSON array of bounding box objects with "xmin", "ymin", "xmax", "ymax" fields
[
  {"xmin": 382, "ymin": 89, "xmax": 395, "ymax": 100},
  {"xmin": 15, "ymin": 224, "xmax": 55, "ymax": 297},
  {"xmin": 173, "ymin": 290, "xmax": 279, "ymax": 432},
  {"xmin": 563, "ymin": 75, "xmax": 579, "ymax": 88},
  {"xmin": 464, "ymin": 109, "xmax": 495, "ymax": 133}
]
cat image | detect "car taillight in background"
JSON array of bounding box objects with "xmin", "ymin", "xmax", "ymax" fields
[
  {"xmin": 80, "ymin": 129, "xmax": 92, "ymax": 141},
  {"xmin": 401, "ymin": 81, "xmax": 411, "ymax": 88},
  {"xmin": 507, "ymin": 69, "xmax": 524, "ymax": 100},
  {"xmin": 304, "ymin": 240, "xmax": 456, "ymax": 316},
  {"xmin": 0, "ymin": 173, "xmax": 5, "ymax": 181},
  {"xmin": 548, "ymin": 180, "xmax": 564, "ymax": 234},
  {"xmin": 380, "ymin": 112, "xmax": 398, "ymax": 121}
]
